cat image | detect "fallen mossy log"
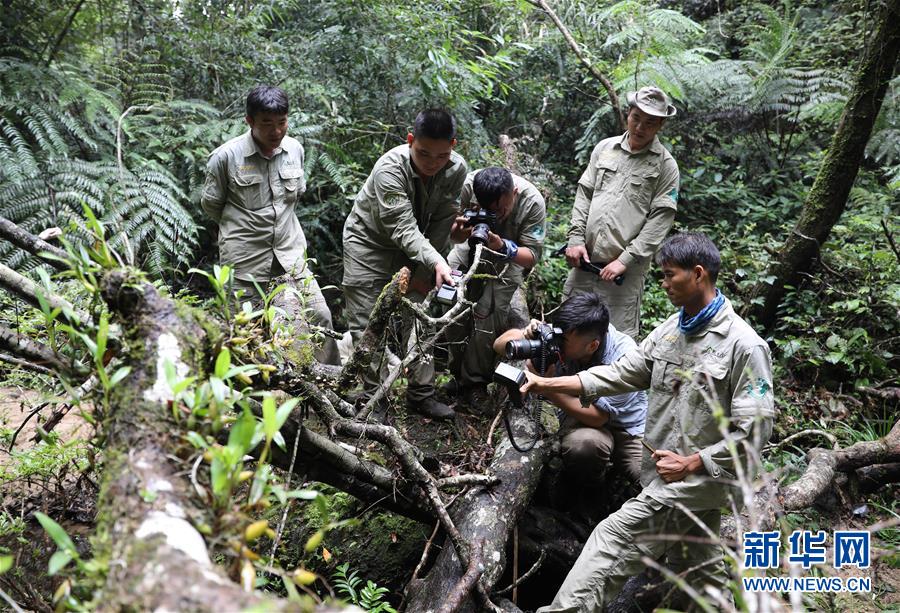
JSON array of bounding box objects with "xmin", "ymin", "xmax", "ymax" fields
[{"xmin": 404, "ymin": 403, "xmax": 547, "ymax": 613}]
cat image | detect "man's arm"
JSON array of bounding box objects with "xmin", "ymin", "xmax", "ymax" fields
[
  {"xmin": 545, "ymin": 389, "xmax": 609, "ymax": 429},
  {"xmin": 509, "ymin": 190, "xmax": 546, "ymax": 269},
  {"xmin": 200, "ymin": 153, "xmax": 228, "ymax": 224},
  {"xmin": 616, "ymin": 158, "xmax": 679, "ymax": 269},
  {"xmin": 565, "ymin": 149, "xmax": 598, "ymax": 267}
]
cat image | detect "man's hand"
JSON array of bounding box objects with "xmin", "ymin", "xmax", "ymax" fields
[
  {"xmin": 434, "ymin": 262, "xmax": 456, "ymax": 290},
  {"xmin": 450, "ymin": 216, "xmax": 472, "ymax": 243},
  {"xmin": 564, "ymin": 244, "xmax": 590, "ymax": 268},
  {"xmin": 600, "ymin": 259, "xmax": 627, "ymax": 282},
  {"xmin": 524, "ymin": 318, "xmax": 542, "ymax": 339},
  {"xmin": 486, "ymin": 231, "xmax": 504, "ymax": 252},
  {"xmin": 519, "ymin": 369, "xmax": 548, "ymax": 396},
  {"xmin": 651, "ymin": 450, "xmax": 703, "ymax": 483}
]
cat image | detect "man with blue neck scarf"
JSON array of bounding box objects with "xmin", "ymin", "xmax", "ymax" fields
[{"xmin": 523, "ymin": 232, "xmax": 774, "ymax": 612}]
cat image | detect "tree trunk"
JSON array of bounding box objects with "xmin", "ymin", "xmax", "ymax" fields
[
  {"xmin": 748, "ymin": 0, "xmax": 900, "ymax": 328},
  {"xmin": 404, "ymin": 405, "xmax": 547, "ymax": 612}
]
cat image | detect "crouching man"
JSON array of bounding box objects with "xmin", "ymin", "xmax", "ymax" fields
[
  {"xmin": 493, "ymin": 293, "xmax": 646, "ymax": 518},
  {"xmin": 523, "ymin": 232, "xmax": 774, "ymax": 611}
]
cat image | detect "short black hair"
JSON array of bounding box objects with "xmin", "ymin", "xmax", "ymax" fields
[
  {"xmin": 655, "ymin": 232, "xmax": 721, "ymax": 282},
  {"xmin": 413, "ymin": 108, "xmax": 456, "ymax": 141},
  {"xmin": 473, "ymin": 167, "xmax": 514, "ymax": 209},
  {"xmin": 553, "ymin": 293, "xmax": 610, "ymax": 340},
  {"xmin": 246, "ymin": 85, "xmax": 289, "ymax": 117}
]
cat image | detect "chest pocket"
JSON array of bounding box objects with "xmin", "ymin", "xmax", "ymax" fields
[
  {"xmin": 626, "ymin": 169, "xmax": 659, "ymax": 213},
  {"xmin": 593, "ymin": 158, "xmax": 618, "ymax": 194},
  {"xmin": 279, "ymin": 165, "xmax": 304, "ymax": 206},
  {"xmin": 683, "ymin": 361, "xmax": 729, "ymax": 438},
  {"xmin": 650, "ymin": 347, "xmax": 683, "ymax": 394},
  {"xmin": 231, "ymin": 173, "xmax": 264, "ymax": 210}
]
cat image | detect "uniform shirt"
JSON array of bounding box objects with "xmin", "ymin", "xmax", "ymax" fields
[
  {"xmin": 452, "ymin": 171, "xmax": 546, "ymax": 282},
  {"xmin": 557, "ymin": 324, "xmax": 648, "ymax": 436},
  {"xmin": 342, "ymin": 144, "xmax": 468, "ymax": 286},
  {"xmin": 567, "ymin": 133, "xmax": 679, "ymax": 269},
  {"xmin": 576, "ymin": 298, "xmax": 774, "ymax": 510},
  {"xmin": 201, "ymin": 131, "xmax": 308, "ymax": 282}
]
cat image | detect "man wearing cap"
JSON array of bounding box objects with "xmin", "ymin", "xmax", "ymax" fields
[{"xmin": 564, "ymin": 86, "xmax": 680, "ymax": 340}]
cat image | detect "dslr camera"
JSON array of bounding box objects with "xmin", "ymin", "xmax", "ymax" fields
[
  {"xmin": 461, "ymin": 207, "xmax": 498, "ymax": 247},
  {"xmin": 505, "ymin": 322, "xmax": 563, "ymax": 373}
]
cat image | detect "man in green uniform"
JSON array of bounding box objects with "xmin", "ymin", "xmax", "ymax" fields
[
  {"xmin": 201, "ymin": 85, "xmax": 339, "ymax": 365},
  {"xmin": 564, "ymin": 86, "xmax": 680, "ymax": 340},
  {"xmin": 444, "ymin": 167, "xmax": 546, "ymax": 406},
  {"xmin": 523, "ymin": 232, "xmax": 774, "ymax": 611},
  {"xmin": 342, "ymin": 109, "xmax": 468, "ymax": 419}
]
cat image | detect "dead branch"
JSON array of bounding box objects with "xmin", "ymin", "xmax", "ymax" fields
[
  {"xmin": 0, "ymin": 262, "xmax": 89, "ymax": 324},
  {"xmin": 337, "ymin": 267, "xmax": 410, "ymax": 391},
  {"xmin": 0, "ymin": 324, "xmax": 86, "ymax": 376},
  {"xmin": 522, "ymin": 0, "xmax": 624, "ymax": 131},
  {"xmin": 438, "ymin": 540, "xmax": 485, "ymax": 613},
  {"xmin": 0, "ymin": 216, "xmax": 69, "ymax": 270}
]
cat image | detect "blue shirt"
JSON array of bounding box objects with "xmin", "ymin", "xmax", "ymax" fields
[{"xmin": 559, "ymin": 325, "xmax": 648, "ymax": 436}]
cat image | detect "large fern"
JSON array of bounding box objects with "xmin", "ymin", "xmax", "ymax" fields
[{"xmin": 0, "ymin": 57, "xmax": 201, "ymax": 275}]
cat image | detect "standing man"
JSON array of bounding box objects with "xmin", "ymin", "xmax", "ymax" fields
[
  {"xmin": 445, "ymin": 167, "xmax": 546, "ymax": 407},
  {"xmin": 201, "ymin": 85, "xmax": 339, "ymax": 365},
  {"xmin": 564, "ymin": 85, "xmax": 680, "ymax": 340},
  {"xmin": 524, "ymin": 232, "xmax": 775, "ymax": 611},
  {"xmin": 342, "ymin": 109, "xmax": 468, "ymax": 420},
  {"xmin": 493, "ymin": 293, "xmax": 646, "ymax": 520}
]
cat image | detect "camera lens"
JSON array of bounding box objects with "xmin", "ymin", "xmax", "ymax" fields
[
  {"xmin": 468, "ymin": 223, "xmax": 490, "ymax": 246},
  {"xmin": 505, "ymin": 338, "xmax": 541, "ymax": 360}
]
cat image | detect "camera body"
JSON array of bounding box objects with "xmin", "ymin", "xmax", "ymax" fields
[
  {"xmin": 435, "ymin": 269, "xmax": 464, "ymax": 306},
  {"xmin": 505, "ymin": 322, "xmax": 563, "ymax": 373},
  {"xmin": 462, "ymin": 207, "xmax": 498, "ymax": 247}
]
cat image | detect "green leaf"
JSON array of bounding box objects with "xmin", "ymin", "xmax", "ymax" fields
[
  {"xmin": 262, "ymin": 395, "xmax": 277, "ymax": 442},
  {"xmin": 48, "ymin": 549, "xmax": 73, "ymax": 576},
  {"xmin": 95, "ymin": 312, "xmax": 109, "ymax": 363},
  {"xmin": 214, "ymin": 348, "xmax": 231, "ymax": 379},
  {"xmin": 210, "ymin": 456, "xmax": 229, "ymax": 495},
  {"xmin": 228, "ymin": 409, "xmax": 257, "ymax": 454},
  {"xmin": 109, "ymin": 366, "xmax": 131, "ymax": 387},
  {"xmin": 0, "ymin": 555, "xmax": 12, "ymax": 574},
  {"xmin": 34, "ymin": 512, "xmax": 76, "ymax": 552},
  {"xmin": 275, "ymin": 398, "xmax": 299, "ymax": 432}
]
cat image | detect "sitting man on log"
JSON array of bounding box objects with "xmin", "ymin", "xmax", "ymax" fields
[
  {"xmin": 341, "ymin": 109, "xmax": 468, "ymax": 420},
  {"xmin": 493, "ymin": 292, "xmax": 647, "ymax": 520},
  {"xmin": 522, "ymin": 232, "xmax": 775, "ymax": 611},
  {"xmin": 444, "ymin": 166, "xmax": 547, "ymax": 409},
  {"xmin": 200, "ymin": 85, "xmax": 340, "ymax": 365}
]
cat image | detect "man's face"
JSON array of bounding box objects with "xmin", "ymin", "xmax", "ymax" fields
[
  {"xmin": 407, "ymin": 134, "xmax": 455, "ymax": 178},
  {"xmin": 626, "ymin": 107, "xmax": 665, "ymax": 151},
  {"xmin": 561, "ymin": 329, "xmax": 601, "ymax": 364},
  {"xmin": 660, "ymin": 263, "xmax": 703, "ymax": 308},
  {"xmin": 484, "ymin": 187, "xmax": 518, "ymax": 222},
  {"xmin": 247, "ymin": 112, "xmax": 288, "ymax": 152}
]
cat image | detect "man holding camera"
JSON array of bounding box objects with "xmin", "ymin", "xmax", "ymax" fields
[
  {"xmin": 342, "ymin": 109, "xmax": 468, "ymax": 420},
  {"xmin": 523, "ymin": 233, "xmax": 774, "ymax": 611},
  {"xmin": 201, "ymin": 85, "xmax": 340, "ymax": 365},
  {"xmin": 444, "ymin": 167, "xmax": 546, "ymax": 407},
  {"xmin": 564, "ymin": 86, "xmax": 680, "ymax": 340},
  {"xmin": 493, "ymin": 293, "xmax": 647, "ymax": 515}
]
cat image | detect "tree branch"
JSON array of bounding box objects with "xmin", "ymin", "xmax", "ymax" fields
[
  {"xmin": 524, "ymin": 0, "xmax": 625, "ymax": 131},
  {"xmin": 0, "ymin": 216, "xmax": 69, "ymax": 270}
]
